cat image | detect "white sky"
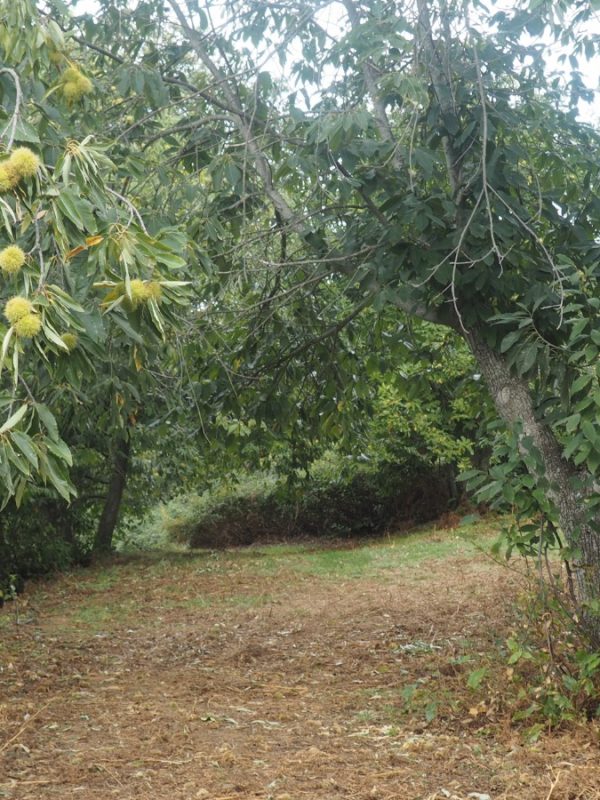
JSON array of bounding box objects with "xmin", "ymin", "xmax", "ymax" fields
[{"xmin": 73, "ymin": 0, "xmax": 600, "ymax": 124}]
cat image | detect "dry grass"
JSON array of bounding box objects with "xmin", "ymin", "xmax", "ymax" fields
[{"xmin": 1, "ymin": 522, "xmax": 600, "ymax": 799}]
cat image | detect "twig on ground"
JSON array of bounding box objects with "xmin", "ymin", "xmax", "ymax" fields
[
  {"xmin": 545, "ymin": 769, "xmax": 561, "ymax": 800},
  {"xmin": 0, "ymin": 698, "xmax": 56, "ymax": 754}
]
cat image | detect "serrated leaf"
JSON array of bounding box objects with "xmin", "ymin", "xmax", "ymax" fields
[
  {"xmin": 13, "ymin": 119, "xmax": 41, "ymax": 144},
  {"xmin": 14, "ymin": 475, "xmax": 27, "ymax": 508},
  {"xmin": 582, "ymin": 419, "xmax": 598, "ymax": 444},
  {"xmin": 111, "ymin": 313, "xmax": 144, "ymax": 344},
  {"xmin": 500, "ymin": 330, "xmax": 521, "ymax": 353},
  {"xmin": 517, "ymin": 344, "xmax": 537, "ymax": 375},
  {"xmin": 0, "ymin": 326, "xmax": 13, "ymax": 378},
  {"xmin": 61, "ymin": 152, "xmax": 72, "ymax": 186},
  {"xmin": 10, "ymin": 430, "xmax": 38, "ymax": 468},
  {"xmin": 5, "ymin": 442, "xmax": 29, "ymax": 475},
  {"xmin": 38, "ymin": 452, "xmax": 74, "ymax": 501},
  {"xmin": 42, "ymin": 321, "xmax": 69, "ymax": 350},
  {"xmin": 34, "ymin": 403, "xmax": 59, "ymax": 441},
  {"xmin": 55, "ymin": 189, "xmax": 84, "ymax": 229},
  {"xmin": 45, "ymin": 437, "xmax": 73, "ymax": 466}
]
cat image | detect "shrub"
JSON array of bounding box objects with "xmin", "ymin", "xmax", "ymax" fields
[
  {"xmin": 503, "ymin": 587, "xmax": 600, "ymax": 734},
  {"xmin": 166, "ymin": 458, "xmax": 455, "ymax": 549},
  {"xmin": 0, "ymin": 490, "xmax": 92, "ymax": 600}
]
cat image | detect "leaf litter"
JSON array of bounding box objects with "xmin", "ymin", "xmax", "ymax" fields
[{"xmin": 1, "ymin": 526, "xmax": 600, "ymax": 799}]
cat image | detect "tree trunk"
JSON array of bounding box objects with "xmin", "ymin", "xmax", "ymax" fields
[
  {"xmin": 93, "ymin": 433, "xmax": 131, "ymax": 555},
  {"xmin": 466, "ymin": 328, "xmax": 600, "ymax": 641}
]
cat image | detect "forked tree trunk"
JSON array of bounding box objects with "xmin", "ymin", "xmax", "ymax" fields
[
  {"xmin": 93, "ymin": 433, "xmax": 131, "ymax": 556},
  {"xmin": 466, "ymin": 329, "xmax": 600, "ymax": 641}
]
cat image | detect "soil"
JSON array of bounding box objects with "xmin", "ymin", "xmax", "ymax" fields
[{"xmin": 1, "ymin": 528, "xmax": 600, "ymax": 800}]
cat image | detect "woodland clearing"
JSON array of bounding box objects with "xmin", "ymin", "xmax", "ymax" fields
[{"xmin": 1, "ymin": 520, "xmax": 599, "ymax": 800}]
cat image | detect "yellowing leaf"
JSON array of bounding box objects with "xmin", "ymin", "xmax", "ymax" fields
[
  {"xmin": 65, "ymin": 235, "xmax": 104, "ymax": 260},
  {"xmin": 65, "ymin": 244, "xmax": 86, "ymax": 260}
]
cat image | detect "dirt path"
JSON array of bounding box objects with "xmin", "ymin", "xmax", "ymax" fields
[{"xmin": 1, "ymin": 528, "xmax": 599, "ymax": 799}]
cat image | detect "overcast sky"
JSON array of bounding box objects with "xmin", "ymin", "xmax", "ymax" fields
[{"xmin": 72, "ymin": 0, "xmax": 600, "ymax": 124}]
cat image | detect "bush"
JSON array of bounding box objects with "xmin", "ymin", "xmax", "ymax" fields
[
  {"xmin": 502, "ymin": 587, "xmax": 600, "ymax": 735},
  {"xmin": 166, "ymin": 458, "xmax": 456, "ymax": 549},
  {"xmin": 0, "ymin": 490, "xmax": 92, "ymax": 601}
]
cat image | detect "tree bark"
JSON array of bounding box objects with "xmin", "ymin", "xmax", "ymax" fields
[
  {"xmin": 93, "ymin": 432, "xmax": 131, "ymax": 555},
  {"xmin": 466, "ymin": 328, "xmax": 600, "ymax": 641}
]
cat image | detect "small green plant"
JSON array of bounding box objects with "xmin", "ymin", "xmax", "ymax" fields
[{"xmin": 504, "ymin": 590, "xmax": 600, "ymax": 731}]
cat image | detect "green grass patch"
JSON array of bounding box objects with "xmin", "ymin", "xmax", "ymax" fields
[
  {"xmin": 119, "ymin": 515, "xmax": 500, "ymax": 584},
  {"xmin": 212, "ymin": 517, "xmax": 499, "ymax": 581},
  {"xmin": 84, "ymin": 568, "xmax": 120, "ymax": 591},
  {"xmin": 1, "ymin": 517, "xmax": 500, "ymax": 639},
  {"xmin": 160, "ymin": 595, "xmax": 212, "ymax": 611}
]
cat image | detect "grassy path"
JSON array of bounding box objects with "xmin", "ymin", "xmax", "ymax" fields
[{"xmin": 1, "ymin": 521, "xmax": 599, "ymax": 799}]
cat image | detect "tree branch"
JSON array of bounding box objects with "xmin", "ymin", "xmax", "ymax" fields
[
  {"xmin": 342, "ymin": 0, "xmax": 404, "ymax": 171},
  {"xmin": 255, "ymin": 292, "xmax": 376, "ymax": 374},
  {"xmin": 167, "ymin": 0, "xmax": 307, "ymax": 237}
]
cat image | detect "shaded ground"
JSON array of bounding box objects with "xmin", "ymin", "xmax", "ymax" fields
[{"xmin": 1, "ymin": 521, "xmax": 600, "ymax": 800}]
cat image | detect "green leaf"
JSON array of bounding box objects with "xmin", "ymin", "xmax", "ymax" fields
[
  {"xmin": 38, "ymin": 452, "xmax": 74, "ymax": 501},
  {"xmin": 55, "ymin": 189, "xmax": 84, "ymax": 229},
  {"xmin": 572, "ymin": 373, "xmax": 593, "ymax": 394},
  {"xmin": 45, "ymin": 437, "xmax": 73, "ymax": 467},
  {"xmin": 0, "ymin": 404, "xmax": 28, "ymax": 434},
  {"xmin": 0, "ymin": 327, "xmax": 13, "ymax": 379},
  {"xmin": 508, "ymin": 648, "xmax": 524, "ymax": 665},
  {"xmin": 517, "ymin": 344, "xmax": 537, "ymax": 375},
  {"xmin": 570, "ymin": 318, "xmax": 588, "ymax": 341},
  {"xmin": 10, "ymin": 431, "xmax": 38, "ymax": 468},
  {"xmin": 424, "ymin": 701, "xmax": 438, "ymax": 723},
  {"xmin": 34, "ymin": 403, "xmax": 59, "ymax": 441},
  {"xmin": 43, "ymin": 321, "xmax": 70, "ymax": 350},
  {"xmin": 111, "ymin": 314, "xmax": 145, "ymax": 344},
  {"xmin": 146, "ymin": 298, "xmax": 165, "ymax": 336},
  {"xmin": 14, "ymin": 476, "xmax": 27, "ymax": 508},
  {"xmin": 467, "ymin": 667, "xmax": 488, "ymax": 690},
  {"xmin": 582, "ymin": 420, "xmax": 598, "ymax": 445},
  {"xmin": 55, "ymin": 189, "xmax": 96, "ymax": 233},
  {"xmin": 5, "ymin": 442, "xmax": 29, "ymax": 475},
  {"xmin": 573, "ymin": 442, "xmax": 592, "ymax": 465},
  {"xmin": 500, "ymin": 330, "xmax": 521, "ymax": 353},
  {"xmin": 13, "ymin": 119, "xmax": 41, "ymax": 144}
]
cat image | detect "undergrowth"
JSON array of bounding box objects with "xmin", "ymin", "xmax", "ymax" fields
[
  {"xmin": 160, "ymin": 459, "xmax": 456, "ymax": 549},
  {"xmin": 502, "ymin": 587, "xmax": 600, "ymax": 738}
]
